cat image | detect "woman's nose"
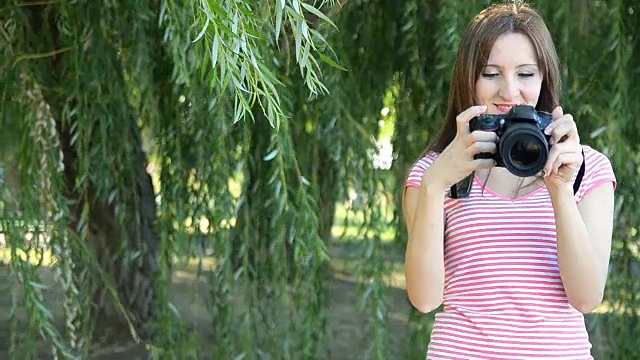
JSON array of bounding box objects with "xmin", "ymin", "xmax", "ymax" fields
[{"xmin": 498, "ymin": 78, "xmax": 519, "ymax": 100}]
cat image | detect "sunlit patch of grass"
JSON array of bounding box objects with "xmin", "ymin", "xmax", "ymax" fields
[
  {"xmin": 0, "ymin": 248, "xmax": 221, "ymax": 272},
  {"xmin": 0, "ymin": 247, "xmax": 56, "ymax": 266},
  {"xmin": 2, "ymin": 246, "xmax": 636, "ymax": 321},
  {"xmin": 591, "ymin": 300, "xmax": 640, "ymax": 315},
  {"xmin": 181, "ymin": 216, "xmax": 235, "ymax": 234},
  {"xmin": 331, "ymin": 257, "xmax": 406, "ymax": 290},
  {"xmin": 331, "ymin": 224, "xmax": 396, "ymax": 242},
  {"xmin": 173, "ymin": 256, "xmax": 218, "ymax": 274},
  {"xmin": 331, "ymin": 201, "xmax": 397, "ymax": 242}
]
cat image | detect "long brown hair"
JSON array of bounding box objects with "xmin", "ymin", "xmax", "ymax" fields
[{"xmin": 426, "ymin": 2, "xmax": 561, "ymax": 155}]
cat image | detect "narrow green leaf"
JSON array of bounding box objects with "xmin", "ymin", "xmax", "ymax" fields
[
  {"xmin": 192, "ymin": 19, "xmax": 209, "ymax": 43},
  {"xmin": 263, "ymin": 149, "xmax": 278, "ymax": 161},
  {"xmin": 275, "ymin": 1, "xmax": 284, "ymax": 41},
  {"xmin": 300, "ymin": 2, "xmax": 338, "ymax": 30},
  {"xmin": 28, "ymin": 280, "xmax": 49, "ymax": 290},
  {"xmin": 292, "ymin": 0, "xmax": 301, "ymax": 14},
  {"xmin": 318, "ymin": 52, "xmax": 347, "ymax": 71}
]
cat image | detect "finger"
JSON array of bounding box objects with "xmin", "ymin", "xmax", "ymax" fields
[
  {"xmin": 543, "ymin": 146, "xmax": 561, "ymax": 176},
  {"xmin": 550, "ymin": 152, "xmax": 583, "ymax": 175},
  {"xmin": 551, "ymin": 106, "xmax": 564, "ymax": 121},
  {"xmin": 548, "ymin": 141, "xmax": 583, "ymax": 160},
  {"xmin": 550, "ymin": 153, "xmax": 566, "ymax": 175},
  {"xmin": 468, "ymin": 130, "xmax": 500, "ymax": 144},
  {"xmin": 544, "ymin": 112, "xmax": 570, "ymax": 134},
  {"xmin": 456, "ymin": 105, "xmax": 487, "ymax": 137},
  {"xmin": 465, "ymin": 141, "xmax": 497, "ymax": 157},
  {"xmin": 545, "ymin": 143, "xmax": 582, "ymax": 175},
  {"xmin": 548, "ymin": 117, "xmax": 576, "ymax": 144},
  {"xmin": 543, "ymin": 106, "xmax": 564, "ymax": 138}
]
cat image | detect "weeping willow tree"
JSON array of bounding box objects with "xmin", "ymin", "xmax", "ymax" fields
[
  {"xmin": 0, "ymin": 0, "xmax": 639, "ymax": 359},
  {"xmin": 0, "ymin": 0, "xmax": 343, "ymax": 358}
]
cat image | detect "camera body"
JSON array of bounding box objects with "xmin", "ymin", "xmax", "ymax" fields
[
  {"xmin": 470, "ymin": 104, "xmax": 552, "ymax": 177},
  {"xmin": 450, "ymin": 105, "xmax": 553, "ymax": 199}
]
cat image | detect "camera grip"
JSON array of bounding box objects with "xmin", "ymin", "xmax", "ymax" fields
[
  {"xmin": 450, "ymin": 173, "xmax": 474, "ymax": 199},
  {"xmin": 474, "ymin": 152, "xmax": 494, "ymax": 160}
]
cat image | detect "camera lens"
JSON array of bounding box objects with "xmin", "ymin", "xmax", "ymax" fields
[
  {"xmin": 499, "ymin": 123, "xmax": 549, "ymax": 177},
  {"xmin": 510, "ymin": 137, "xmax": 542, "ymax": 168}
]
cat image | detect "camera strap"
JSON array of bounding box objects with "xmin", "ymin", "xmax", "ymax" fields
[
  {"xmin": 573, "ymin": 148, "xmax": 586, "ymax": 195},
  {"xmin": 450, "ymin": 148, "xmax": 586, "ymax": 199},
  {"xmin": 449, "ymin": 174, "xmax": 473, "ymax": 199}
]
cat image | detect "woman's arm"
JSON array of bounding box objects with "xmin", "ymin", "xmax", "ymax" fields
[
  {"xmin": 403, "ymin": 172, "xmax": 447, "ymax": 313},
  {"xmin": 543, "ymin": 107, "xmax": 615, "ymax": 313},
  {"xmin": 548, "ymin": 181, "xmax": 615, "ymax": 313},
  {"xmin": 403, "ymin": 105, "xmax": 497, "ymax": 313}
]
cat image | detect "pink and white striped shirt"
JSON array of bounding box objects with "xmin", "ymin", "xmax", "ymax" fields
[{"xmin": 406, "ymin": 145, "xmax": 616, "ymax": 360}]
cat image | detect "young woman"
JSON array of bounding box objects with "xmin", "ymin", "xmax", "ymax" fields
[{"xmin": 403, "ymin": 3, "xmax": 616, "ymax": 359}]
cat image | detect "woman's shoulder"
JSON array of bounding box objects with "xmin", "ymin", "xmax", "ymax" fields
[
  {"xmin": 574, "ymin": 144, "xmax": 617, "ymax": 202},
  {"xmin": 580, "ymin": 144, "xmax": 615, "ymax": 177},
  {"xmin": 581, "ymin": 144, "xmax": 611, "ymax": 161},
  {"xmin": 405, "ymin": 151, "xmax": 440, "ymax": 189},
  {"xmin": 414, "ymin": 151, "xmax": 441, "ymax": 168}
]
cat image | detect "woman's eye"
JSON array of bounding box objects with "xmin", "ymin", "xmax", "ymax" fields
[
  {"xmin": 482, "ymin": 73, "xmax": 499, "ymax": 79},
  {"xmin": 519, "ymin": 73, "xmax": 535, "ymax": 77}
]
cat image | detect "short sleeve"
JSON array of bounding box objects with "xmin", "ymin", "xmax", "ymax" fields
[
  {"xmin": 405, "ymin": 151, "xmax": 439, "ymax": 189},
  {"xmin": 574, "ymin": 145, "xmax": 617, "ymax": 203}
]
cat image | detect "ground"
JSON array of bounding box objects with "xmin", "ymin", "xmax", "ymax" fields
[
  {"xmin": 1, "ymin": 241, "xmax": 629, "ymax": 359},
  {"xmin": 0, "ymin": 242, "xmax": 425, "ymax": 360}
]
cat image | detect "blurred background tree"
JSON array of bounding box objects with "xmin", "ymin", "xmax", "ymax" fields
[{"xmin": 0, "ymin": 0, "xmax": 638, "ymax": 359}]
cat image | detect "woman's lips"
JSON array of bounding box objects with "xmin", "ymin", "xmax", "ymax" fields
[{"xmin": 495, "ymin": 104, "xmax": 516, "ymax": 113}]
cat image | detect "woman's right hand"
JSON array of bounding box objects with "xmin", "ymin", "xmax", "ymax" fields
[{"xmin": 425, "ymin": 105, "xmax": 499, "ymax": 190}]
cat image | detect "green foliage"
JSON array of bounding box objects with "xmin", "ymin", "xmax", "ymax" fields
[
  {"xmin": 194, "ymin": 0, "xmax": 340, "ymax": 127},
  {"xmin": 0, "ymin": 0, "xmax": 639, "ymax": 359},
  {"xmin": 2, "ymin": 0, "xmax": 339, "ymax": 358}
]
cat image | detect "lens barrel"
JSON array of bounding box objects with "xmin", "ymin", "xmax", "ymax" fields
[{"xmin": 499, "ymin": 123, "xmax": 549, "ymax": 177}]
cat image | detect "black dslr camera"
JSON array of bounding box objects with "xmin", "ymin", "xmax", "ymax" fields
[{"xmin": 450, "ymin": 105, "xmax": 553, "ymax": 198}]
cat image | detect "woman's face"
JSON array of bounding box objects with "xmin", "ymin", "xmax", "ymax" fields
[{"xmin": 475, "ymin": 32, "xmax": 543, "ymax": 114}]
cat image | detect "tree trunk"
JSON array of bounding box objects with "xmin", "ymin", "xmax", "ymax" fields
[
  {"xmin": 25, "ymin": 3, "xmax": 161, "ymax": 341},
  {"xmin": 316, "ymin": 149, "xmax": 338, "ymax": 244},
  {"xmin": 58, "ymin": 120, "xmax": 161, "ymax": 338}
]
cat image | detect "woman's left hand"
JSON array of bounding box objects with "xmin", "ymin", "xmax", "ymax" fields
[{"xmin": 542, "ymin": 106, "xmax": 583, "ymax": 189}]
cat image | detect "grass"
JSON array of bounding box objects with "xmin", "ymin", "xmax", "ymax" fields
[
  {"xmin": 0, "ymin": 205, "xmax": 636, "ymax": 318},
  {"xmin": 0, "ymin": 247, "xmax": 56, "ymax": 266},
  {"xmin": 1, "ymin": 200, "xmax": 640, "ymax": 358},
  {"xmin": 331, "ymin": 201, "xmax": 398, "ymax": 242},
  {"xmin": 0, "ymin": 245, "xmax": 638, "ymax": 359}
]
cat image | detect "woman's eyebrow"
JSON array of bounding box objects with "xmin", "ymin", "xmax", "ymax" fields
[{"xmin": 484, "ymin": 63, "xmax": 539, "ymax": 68}]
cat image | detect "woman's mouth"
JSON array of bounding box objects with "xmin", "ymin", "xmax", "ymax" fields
[{"xmin": 495, "ymin": 104, "xmax": 516, "ymax": 113}]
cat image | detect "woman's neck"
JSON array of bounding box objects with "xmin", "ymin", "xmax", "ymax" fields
[{"xmin": 475, "ymin": 168, "xmax": 544, "ymax": 199}]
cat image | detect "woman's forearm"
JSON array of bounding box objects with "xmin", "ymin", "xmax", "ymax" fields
[
  {"xmin": 549, "ymin": 184, "xmax": 606, "ymax": 313},
  {"xmin": 405, "ymin": 174, "xmax": 447, "ymax": 313}
]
